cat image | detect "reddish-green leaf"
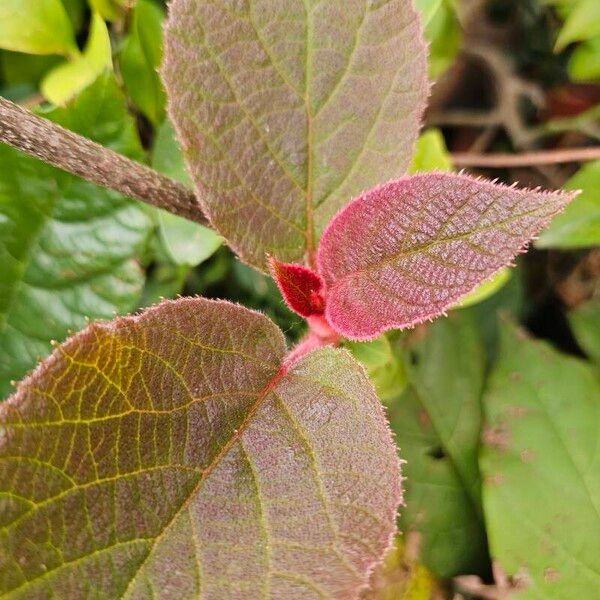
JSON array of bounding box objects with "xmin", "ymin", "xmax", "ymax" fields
[
  {"xmin": 161, "ymin": 0, "xmax": 428, "ymax": 270},
  {"xmin": 317, "ymin": 173, "xmax": 576, "ymax": 340},
  {"xmin": 0, "ymin": 298, "xmax": 400, "ymax": 599}
]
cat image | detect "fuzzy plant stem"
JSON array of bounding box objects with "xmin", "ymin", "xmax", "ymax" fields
[{"xmin": 0, "ymin": 96, "xmax": 208, "ymax": 225}]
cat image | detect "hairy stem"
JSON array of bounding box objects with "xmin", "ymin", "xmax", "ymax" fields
[{"xmin": 0, "ymin": 96, "xmax": 208, "ymax": 225}]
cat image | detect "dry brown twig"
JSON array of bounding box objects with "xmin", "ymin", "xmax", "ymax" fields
[
  {"xmin": 428, "ymin": 43, "xmax": 545, "ymax": 149},
  {"xmin": 452, "ymin": 146, "xmax": 600, "ymax": 168},
  {"xmin": 454, "ymin": 561, "xmax": 529, "ymax": 599}
]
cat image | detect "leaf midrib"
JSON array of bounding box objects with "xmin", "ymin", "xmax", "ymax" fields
[
  {"xmin": 0, "ymin": 362, "xmax": 286, "ymax": 597},
  {"xmin": 303, "ymin": 0, "xmax": 315, "ymax": 262},
  {"xmin": 119, "ymin": 364, "xmax": 288, "ymax": 598},
  {"xmin": 330, "ymin": 202, "xmax": 562, "ymax": 286}
]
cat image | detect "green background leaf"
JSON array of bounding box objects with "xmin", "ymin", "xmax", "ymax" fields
[
  {"xmin": 361, "ymin": 538, "xmax": 435, "ymax": 600},
  {"xmin": 568, "ymin": 37, "xmax": 600, "ymax": 81},
  {"xmin": 455, "ymin": 268, "xmax": 512, "ymax": 310},
  {"xmin": 90, "ymin": 0, "xmax": 132, "ymax": 22},
  {"xmin": 152, "ymin": 120, "xmax": 222, "ymax": 267},
  {"xmin": 0, "ymin": 74, "xmax": 153, "ymax": 399},
  {"xmin": 481, "ymin": 322, "xmax": 600, "ymax": 597},
  {"xmin": 536, "ymin": 160, "xmax": 600, "ymax": 249},
  {"xmin": 569, "ymin": 300, "xmax": 600, "ymax": 367},
  {"xmin": 409, "ymin": 128, "xmax": 453, "ymax": 174},
  {"xmin": 425, "ymin": 0, "xmax": 461, "ymax": 79},
  {"xmin": 345, "ymin": 335, "xmax": 407, "ymax": 402},
  {"xmin": 41, "ymin": 12, "xmax": 113, "ymax": 106},
  {"xmin": 387, "ymin": 312, "xmax": 490, "ymax": 577},
  {"xmin": 120, "ymin": 0, "xmax": 166, "ymax": 126},
  {"xmin": 0, "ymin": 0, "xmax": 77, "ymax": 57},
  {"xmin": 413, "ymin": 0, "xmax": 444, "ymax": 27},
  {"xmin": 555, "ymin": 0, "xmax": 600, "ymax": 51}
]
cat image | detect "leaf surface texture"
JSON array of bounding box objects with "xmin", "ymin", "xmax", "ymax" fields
[
  {"xmin": 481, "ymin": 322, "xmax": 600, "ymax": 597},
  {"xmin": 318, "ymin": 173, "xmax": 576, "ymax": 340},
  {"xmin": 162, "ymin": 0, "xmax": 428, "ymax": 269},
  {"xmin": 0, "ymin": 298, "xmax": 400, "ymax": 599}
]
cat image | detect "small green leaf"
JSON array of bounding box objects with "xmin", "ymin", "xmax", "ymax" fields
[
  {"xmin": 425, "ymin": 0, "xmax": 461, "ymax": 79},
  {"xmin": 555, "ymin": 0, "xmax": 600, "ymax": 51},
  {"xmin": 413, "ymin": 0, "xmax": 444, "ymax": 26},
  {"xmin": 569, "ymin": 300, "xmax": 600, "ymax": 367},
  {"xmin": 536, "ymin": 160, "xmax": 600, "ymax": 249},
  {"xmin": 481, "ymin": 321, "xmax": 600, "ymax": 597},
  {"xmin": 0, "ymin": 51, "xmax": 61, "ymax": 87},
  {"xmin": 346, "ymin": 335, "xmax": 407, "ymax": 401},
  {"xmin": 387, "ymin": 312, "xmax": 489, "ymax": 577},
  {"xmin": 157, "ymin": 212, "xmax": 223, "ymax": 267},
  {"xmin": 120, "ymin": 0, "xmax": 166, "ymax": 125},
  {"xmin": 0, "ymin": 74, "xmax": 153, "ymax": 399},
  {"xmin": 62, "ymin": 0, "xmax": 87, "ymax": 31},
  {"xmin": 152, "ymin": 120, "xmax": 222, "ymax": 267},
  {"xmin": 0, "ymin": 0, "xmax": 77, "ymax": 57},
  {"xmin": 151, "ymin": 119, "xmax": 191, "ymax": 187},
  {"xmin": 409, "ymin": 128, "xmax": 453, "ymax": 174},
  {"xmin": 455, "ymin": 268, "xmax": 512, "ymax": 309},
  {"xmin": 568, "ymin": 36, "xmax": 600, "ymax": 82},
  {"xmin": 362, "ymin": 538, "xmax": 435, "ymax": 600},
  {"xmin": 137, "ymin": 262, "xmax": 189, "ymax": 309},
  {"xmin": 41, "ymin": 12, "xmax": 113, "ymax": 106}
]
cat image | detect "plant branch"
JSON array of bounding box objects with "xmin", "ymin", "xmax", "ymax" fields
[
  {"xmin": 428, "ymin": 43, "xmax": 545, "ymax": 150},
  {"xmin": 452, "ymin": 146, "xmax": 600, "ymax": 168},
  {"xmin": 0, "ymin": 96, "xmax": 208, "ymax": 225}
]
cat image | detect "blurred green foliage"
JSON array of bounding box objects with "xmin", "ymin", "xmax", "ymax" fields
[
  {"xmin": 481, "ymin": 322, "xmax": 600, "ymax": 597},
  {"xmin": 0, "ymin": 0, "xmax": 78, "ymax": 57},
  {"xmin": 41, "ymin": 12, "xmax": 112, "ymax": 105},
  {"xmin": 0, "ymin": 1, "xmax": 598, "ymax": 596},
  {"xmin": 120, "ymin": 0, "xmax": 166, "ymax": 125},
  {"xmin": 0, "ymin": 74, "xmax": 153, "ymax": 397},
  {"xmin": 544, "ymin": 0, "xmax": 600, "ymax": 80},
  {"xmin": 537, "ymin": 160, "xmax": 600, "ymax": 248},
  {"xmin": 415, "ymin": 0, "xmax": 462, "ymax": 78}
]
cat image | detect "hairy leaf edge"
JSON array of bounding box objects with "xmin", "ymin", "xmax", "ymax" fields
[
  {"xmin": 159, "ymin": 0, "xmax": 431, "ymax": 273},
  {"xmin": 317, "ymin": 171, "xmax": 579, "ymax": 341},
  {"xmin": 1, "ymin": 296, "xmax": 403, "ymax": 595}
]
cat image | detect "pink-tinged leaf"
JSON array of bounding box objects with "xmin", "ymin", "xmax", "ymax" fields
[
  {"xmin": 318, "ymin": 173, "xmax": 577, "ymax": 340},
  {"xmin": 0, "ymin": 298, "xmax": 400, "ymax": 599},
  {"xmin": 269, "ymin": 256, "xmax": 325, "ymax": 317},
  {"xmin": 161, "ymin": 0, "xmax": 428, "ymax": 270}
]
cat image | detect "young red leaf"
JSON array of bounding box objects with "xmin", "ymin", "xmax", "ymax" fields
[
  {"xmin": 161, "ymin": 0, "xmax": 428, "ymax": 270},
  {"xmin": 0, "ymin": 298, "xmax": 401, "ymax": 598},
  {"xmin": 269, "ymin": 256, "xmax": 325, "ymax": 317},
  {"xmin": 317, "ymin": 173, "xmax": 577, "ymax": 340}
]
